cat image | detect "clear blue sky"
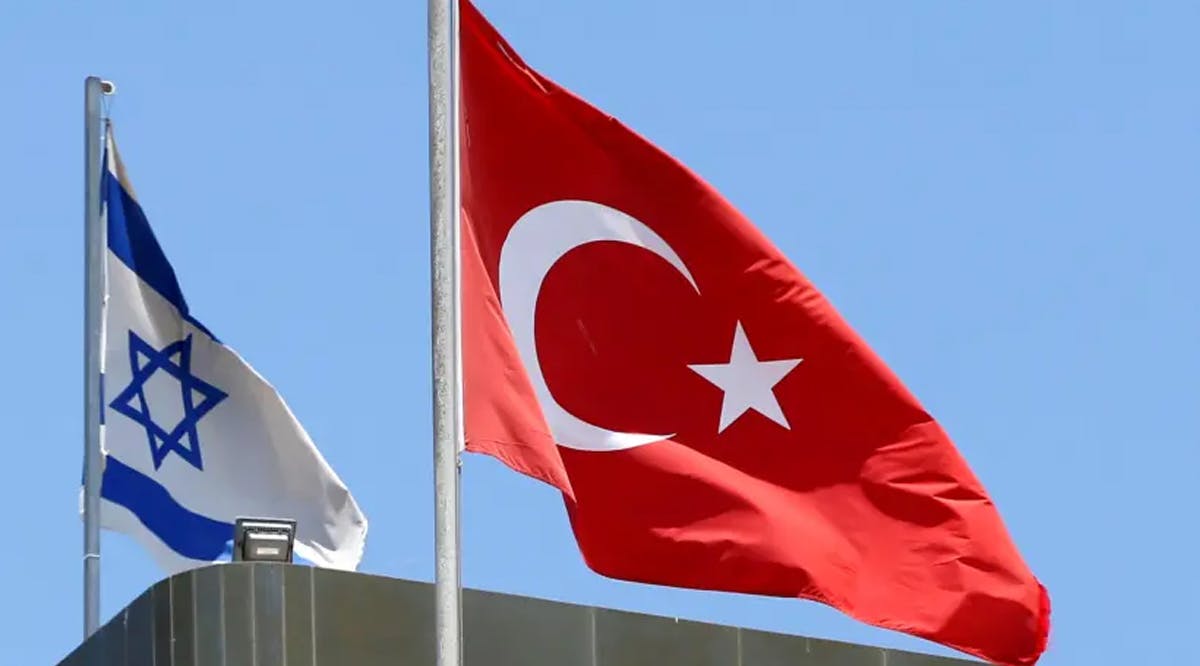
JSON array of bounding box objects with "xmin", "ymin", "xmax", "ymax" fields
[{"xmin": 2, "ymin": 1, "xmax": 1196, "ymax": 663}]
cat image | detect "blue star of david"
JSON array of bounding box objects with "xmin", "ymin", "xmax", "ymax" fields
[{"xmin": 109, "ymin": 330, "xmax": 227, "ymax": 471}]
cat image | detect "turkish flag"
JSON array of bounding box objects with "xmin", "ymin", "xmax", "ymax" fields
[{"xmin": 459, "ymin": 2, "xmax": 1049, "ymax": 664}]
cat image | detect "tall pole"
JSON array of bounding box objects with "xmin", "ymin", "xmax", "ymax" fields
[
  {"xmin": 83, "ymin": 75, "xmax": 111, "ymax": 639},
  {"xmin": 428, "ymin": 0, "xmax": 463, "ymax": 665}
]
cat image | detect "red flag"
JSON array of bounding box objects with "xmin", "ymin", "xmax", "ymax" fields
[{"xmin": 459, "ymin": 2, "xmax": 1049, "ymax": 663}]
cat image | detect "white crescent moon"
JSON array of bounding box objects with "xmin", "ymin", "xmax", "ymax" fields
[{"xmin": 498, "ymin": 199, "xmax": 700, "ymax": 452}]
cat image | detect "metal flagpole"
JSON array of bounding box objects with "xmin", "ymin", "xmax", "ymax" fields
[
  {"xmin": 83, "ymin": 75, "xmax": 113, "ymax": 638},
  {"xmin": 428, "ymin": 0, "xmax": 463, "ymax": 664}
]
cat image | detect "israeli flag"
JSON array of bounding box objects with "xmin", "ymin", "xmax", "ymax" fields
[{"xmin": 95, "ymin": 126, "xmax": 367, "ymax": 573}]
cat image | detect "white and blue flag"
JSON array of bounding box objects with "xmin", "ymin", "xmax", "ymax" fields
[{"xmin": 94, "ymin": 127, "xmax": 367, "ymax": 573}]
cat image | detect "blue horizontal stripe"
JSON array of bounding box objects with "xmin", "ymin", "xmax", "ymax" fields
[
  {"xmin": 99, "ymin": 457, "xmax": 315, "ymax": 566},
  {"xmin": 100, "ymin": 455, "xmax": 233, "ymax": 561},
  {"xmin": 102, "ymin": 160, "xmax": 217, "ymax": 341}
]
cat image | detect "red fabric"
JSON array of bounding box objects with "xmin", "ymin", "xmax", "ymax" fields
[{"xmin": 459, "ymin": 2, "xmax": 1049, "ymax": 663}]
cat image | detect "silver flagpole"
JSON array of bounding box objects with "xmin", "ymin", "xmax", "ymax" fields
[
  {"xmin": 83, "ymin": 75, "xmax": 112, "ymax": 638},
  {"xmin": 428, "ymin": 0, "xmax": 463, "ymax": 664}
]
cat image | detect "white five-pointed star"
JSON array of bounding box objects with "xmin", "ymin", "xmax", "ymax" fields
[{"xmin": 688, "ymin": 323, "xmax": 803, "ymax": 433}]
